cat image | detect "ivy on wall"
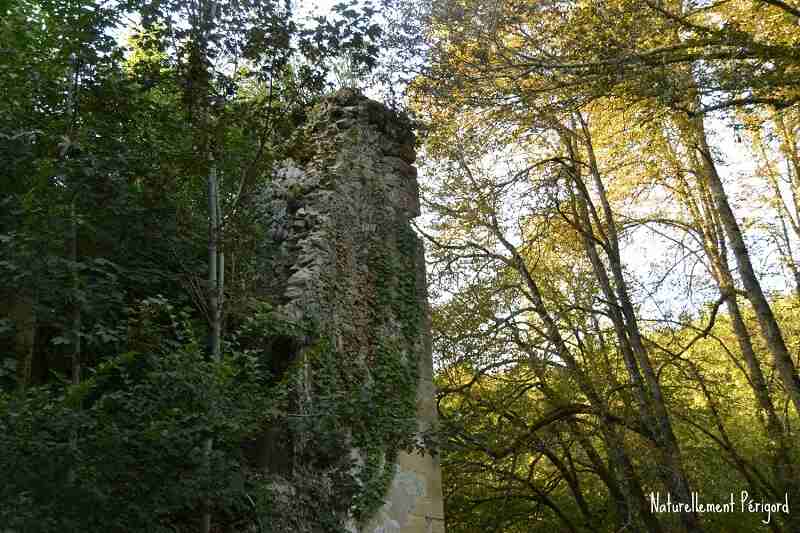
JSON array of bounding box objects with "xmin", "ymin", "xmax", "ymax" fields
[{"xmin": 248, "ymin": 90, "xmax": 425, "ymax": 530}]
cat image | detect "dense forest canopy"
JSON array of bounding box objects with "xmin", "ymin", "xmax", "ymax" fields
[
  {"xmin": 2, "ymin": 0, "xmax": 800, "ymax": 532},
  {"xmin": 415, "ymin": 0, "xmax": 800, "ymax": 532},
  {"xmin": 0, "ymin": 1, "xmax": 397, "ymax": 531}
]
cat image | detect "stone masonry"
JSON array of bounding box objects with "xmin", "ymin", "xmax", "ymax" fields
[{"xmin": 260, "ymin": 89, "xmax": 445, "ymax": 533}]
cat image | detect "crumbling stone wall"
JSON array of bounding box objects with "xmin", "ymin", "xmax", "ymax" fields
[{"xmin": 256, "ymin": 89, "xmax": 444, "ymax": 533}]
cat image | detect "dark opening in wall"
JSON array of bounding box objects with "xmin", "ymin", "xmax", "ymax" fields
[
  {"xmin": 242, "ymin": 333, "xmax": 299, "ymax": 475},
  {"xmin": 268, "ymin": 334, "xmax": 298, "ymax": 382}
]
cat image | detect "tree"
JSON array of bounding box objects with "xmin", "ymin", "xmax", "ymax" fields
[
  {"xmin": 418, "ymin": 0, "xmax": 800, "ymax": 116},
  {"xmin": 0, "ymin": 0, "xmax": 391, "ymax": 530},
  {"xmin": 419, "ymin": 100, "xmax": 800, "ymax": 530}
]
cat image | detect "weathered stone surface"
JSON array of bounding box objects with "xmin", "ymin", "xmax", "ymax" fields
[{"xmin": 257, "ymin": 89, "xmax": 444, "ymax": 532}]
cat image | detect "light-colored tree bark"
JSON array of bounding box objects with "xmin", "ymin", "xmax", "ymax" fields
[
  {"xmin": 201, "ymin": 156, "xmax": 222, "ymax": 533},
  {"xmin": 563, "ymin": 119, "xmax": 702, "ymax": 533},
  {"xmin": 197, "ymin": 2, "xmax": 223, "ymax": 531},
  {"xmin": 664, "ymin": 135, "xmax": 798, "ymax": 532},
  {"xmin": 680, "ymin": 113, "xmax": 800, "ymax": 418},
  {"xmin": 70, "ymin": 199, "xmax": 82, "ymax": 389}
]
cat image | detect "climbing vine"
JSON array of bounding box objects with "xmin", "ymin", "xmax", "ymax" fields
[{"xmin": 239, "ymin": 91, "xmax": 425, "ymax": 531}]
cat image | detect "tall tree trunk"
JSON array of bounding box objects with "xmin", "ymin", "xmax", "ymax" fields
[
  {"xmin": 67, "ymin": 199, "xmax": 82, "ymax": 487},
  {"xmin": 64, "ymin": 52, "xmax": 83, "ymax": 486},
  {"xmin": 675, "ymin": 136, "xmax": 799, "ymax": 532},
  {"xmin": 774, "ymin": 111, "xmax": 800, "ymax": 222},
  {"xmin": 569, "ymin": 120, "xmax": 702, "ymax": 532},
  {"xmin": 685, "ymin": 114, "xmax": 800, "ymax": 417},
  {"xmin": 506, "ymin": 247, "xmax": 660, "ymax": 533},
  {"xmin": 776, "ymin": 212, "xmax": 800, "ymax": 299},
  {"xmin": 207, "ymin": 158, "xmax": 222, "ymax": 362},
  {"xmin": 753, "ymin": 134, "xmax": 800, "ymax": 298},
  {"xmin": 195, "ymin": 1, "xmax": 221, "ymax": 530},
  {"xmin": 202, "ymin": 156, "xmax": 222, "ymax": 533},
  {"xmin": 71, "ymin": 200, "xmax": 82, "ymax": 388}
]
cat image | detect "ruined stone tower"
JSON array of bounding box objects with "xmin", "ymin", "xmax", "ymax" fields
[{"xmin": 256, "ymin": 89, "xmax": 445, "ymax": 532}]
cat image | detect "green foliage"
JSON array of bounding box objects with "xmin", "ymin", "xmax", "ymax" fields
[
  {"xmin": 0, "ymin": 0, "xmax": 419, "ymax": 528},
  {"xmin": 0, "ymin": 341, "xmax": 273, "ymax": 532}
]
